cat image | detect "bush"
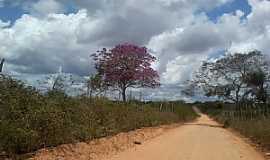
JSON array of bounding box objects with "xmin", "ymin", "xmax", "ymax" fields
[{"xmin": 0, "ymin": 75, "xmax": 198, "ymax": 157}]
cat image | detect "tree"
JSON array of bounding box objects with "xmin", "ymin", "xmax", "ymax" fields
[
  {"xmin": 182, "ymin": 81, "xmax": 196, "ymax": 97},
  {"xmin": 189, "ymin": 51, "xmax": 270, "ymax": 104},
  {"xmin": 244, "ymin": 69, "xmax": 269, "ymax": 103},
  {"xmin": 86, "ymin": 74, "xmax": 107, "ymax": 99},
  {"xmin": 0, "ymin": 58, "xmax": 4, "ymax": 72},
  {"xmin": 38, "ymin": 68, "xmax": 76, "ymax": 94},
  {"xmin": 92, "ymin": 43, "xmax": 160, "ymax": 102}
]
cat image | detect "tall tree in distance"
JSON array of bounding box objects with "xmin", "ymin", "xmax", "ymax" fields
[
  {"xmin": 92, "ymin": 43, "xmax": 160, "ymax": 102},
  {"xmin": 188, "ymin": 51, "xmax": 270, "ymax": 104}
]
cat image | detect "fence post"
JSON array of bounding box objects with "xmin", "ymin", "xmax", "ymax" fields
[{"xmin": 159, "ymin": 103, "xmax": 163, "ymax": 112}]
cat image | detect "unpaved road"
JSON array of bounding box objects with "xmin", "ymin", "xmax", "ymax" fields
[{"xmin": 109, "ymin": 110, "xmax": 265, "ymax": 160}]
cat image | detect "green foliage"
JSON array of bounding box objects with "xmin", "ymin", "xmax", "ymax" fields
[
  {"xmin": 192, "ymin": 51, "xmax": 270, "ymax": 103},
  {"xmin": 0, "ymin": 75, "xmax": 197, "ymax": 157}
]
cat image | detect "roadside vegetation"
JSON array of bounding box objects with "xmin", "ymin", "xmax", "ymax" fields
[
  {"xmin": 197, "ymin": 102, "xmax": 270, "ymax": 151},
  {"xmin": 0, "ymin": 75, "xmax": 198, "ymax": 158},
  {"xmin": 184, "ymin": 50, "xmax": 270, "ymax": 152},
  {"xmin": 182, "ymin": 50, "xmax": 270, "ymax": 153}
]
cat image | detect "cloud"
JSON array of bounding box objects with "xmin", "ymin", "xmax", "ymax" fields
[
  {"xmin": 161, "ymin": 55, "xmax": 206, "ymax": 84},
  {"xmin": 0, "ymin": 0, "xmax": 232, "ymax": 76},
  {"xmin": 75, "ymin": 0, "xmax": 186, "ymax": 46},
  {"xmin": 147, "ymin": 15, "xmax": 230, "ymax": 80},
  {"xmin": 226, "ymin": 0, "xmax": 270, "ymax": 54},
  {"xmin": 149, "ymin": 0, "xmax": 270, "ymax": 86},
  {"xmin": 27, "ymin": 0, "xmax": 65, "ymax": 17},
  {"xmin": 73, "ymin": 0, "xmax": 234, "ymax": 46},
  {"xmin": 247, "ymin": 0, "xmax": 270, "ymax": 32},
  {"xmin": 0, "ymin": 10, "xmax": 96, "ymax": 76},
  {"xmin": 0, "ymin": 20, "xmax": 10, "ymax": 28}
]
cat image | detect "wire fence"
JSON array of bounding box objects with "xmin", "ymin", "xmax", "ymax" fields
[{"xmin": 221, "ymin": 103, "xmax": 270, "ymax": 120}]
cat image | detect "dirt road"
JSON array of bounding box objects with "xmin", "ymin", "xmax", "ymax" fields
[{"xmin": 109, "ymin": 110, "xmax": 265, "ymax": 160}]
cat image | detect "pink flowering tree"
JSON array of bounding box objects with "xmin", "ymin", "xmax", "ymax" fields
[{"xmin": 92, "ymin": 43, "xmax": 160, "ymax": 102}]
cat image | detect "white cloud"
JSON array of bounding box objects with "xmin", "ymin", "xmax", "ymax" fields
[
  {"xmin": 236, "ymin": 10, "xmax": 245, "ymax": 17},
  {"xmin": 0, "ymin": 20, "xmax": 10, "ymax": 28},
  {"xmin": 226, "ymin": 0, "xmax": 270, "ymax": 54},
  {"xmin": 161, "ymin": 55, "xmax": 206, "ymax": 84},
  {"xmin": 147, "ymin": 0, "xmax": 270, "ymax": 98},
  {"xmin": 0, "ymin": 10, "xmax": 96, "ymax": 75}
]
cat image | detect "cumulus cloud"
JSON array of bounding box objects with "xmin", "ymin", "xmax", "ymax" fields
[
  {"xmin": 224, "ymin": 0, "xmax": 270, "ymax": 54},
  {"xmin": 148, "ymin": 0, "xmax": 270, "ymax": 88},
  {"xmin": 0, "ymin": 10, "xmax": 96, "ymax": 76},
  {"xmin": 0, "ymin": 0, "xmax": 232, "ymax": 76},
  {"xmin": 74, "ymin": 0, "xmax": 188, "ymax": 46}
]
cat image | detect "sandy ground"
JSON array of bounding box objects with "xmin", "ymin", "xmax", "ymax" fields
[
  {"xmin": 30, "ymin": 108, "xmax": 266, "ymax": 160},
  {"xmin": 109, "ymin": 110, "xmax": 265, "ymax": 160}
]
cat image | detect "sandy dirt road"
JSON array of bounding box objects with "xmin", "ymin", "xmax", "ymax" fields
[{"xmin": 109, "ymin": 109, "xmax": 265, "ymax": 160}]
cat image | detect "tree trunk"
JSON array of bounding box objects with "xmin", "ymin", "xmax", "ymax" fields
[
  {"xmin": 0, "ymin": 58, "xmax": 4, "ymax": 72},
  {"xmin": 122, "ymin": 87, "xmax": 127, "ymax": 102},
  {"xmin": 236, "ymin": 85, "xmax": 240, "ymax": 104},
  {"xmin": 89, "ymin": 89, "xmax": 93, "ymax": 102}
]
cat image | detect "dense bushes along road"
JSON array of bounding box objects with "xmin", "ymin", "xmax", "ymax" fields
[{"xmin": 0, "ymin": 75, "xmax": 198, "ymax": 158}]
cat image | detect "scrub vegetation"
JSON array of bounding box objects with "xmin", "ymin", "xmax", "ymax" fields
[{"xmin": 0, "ymin": 75, "xmax": 197, "ymax": 158}]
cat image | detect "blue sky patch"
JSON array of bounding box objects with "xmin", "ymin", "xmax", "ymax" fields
[
  {"xmin": 0, "ymin": 5, "xmax": 27, "ymax": 23},
  {"xmin": 0, "ymin": 0, "xmax": 78, "ymax": 24},
  {"xmin": 206, "ymin": 0, "xmax": 252, "ymax": 22}
]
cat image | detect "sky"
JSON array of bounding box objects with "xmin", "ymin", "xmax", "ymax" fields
[{"xmin": 0, "ymin": 0, "xmax": 270, "ymax": 101}]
